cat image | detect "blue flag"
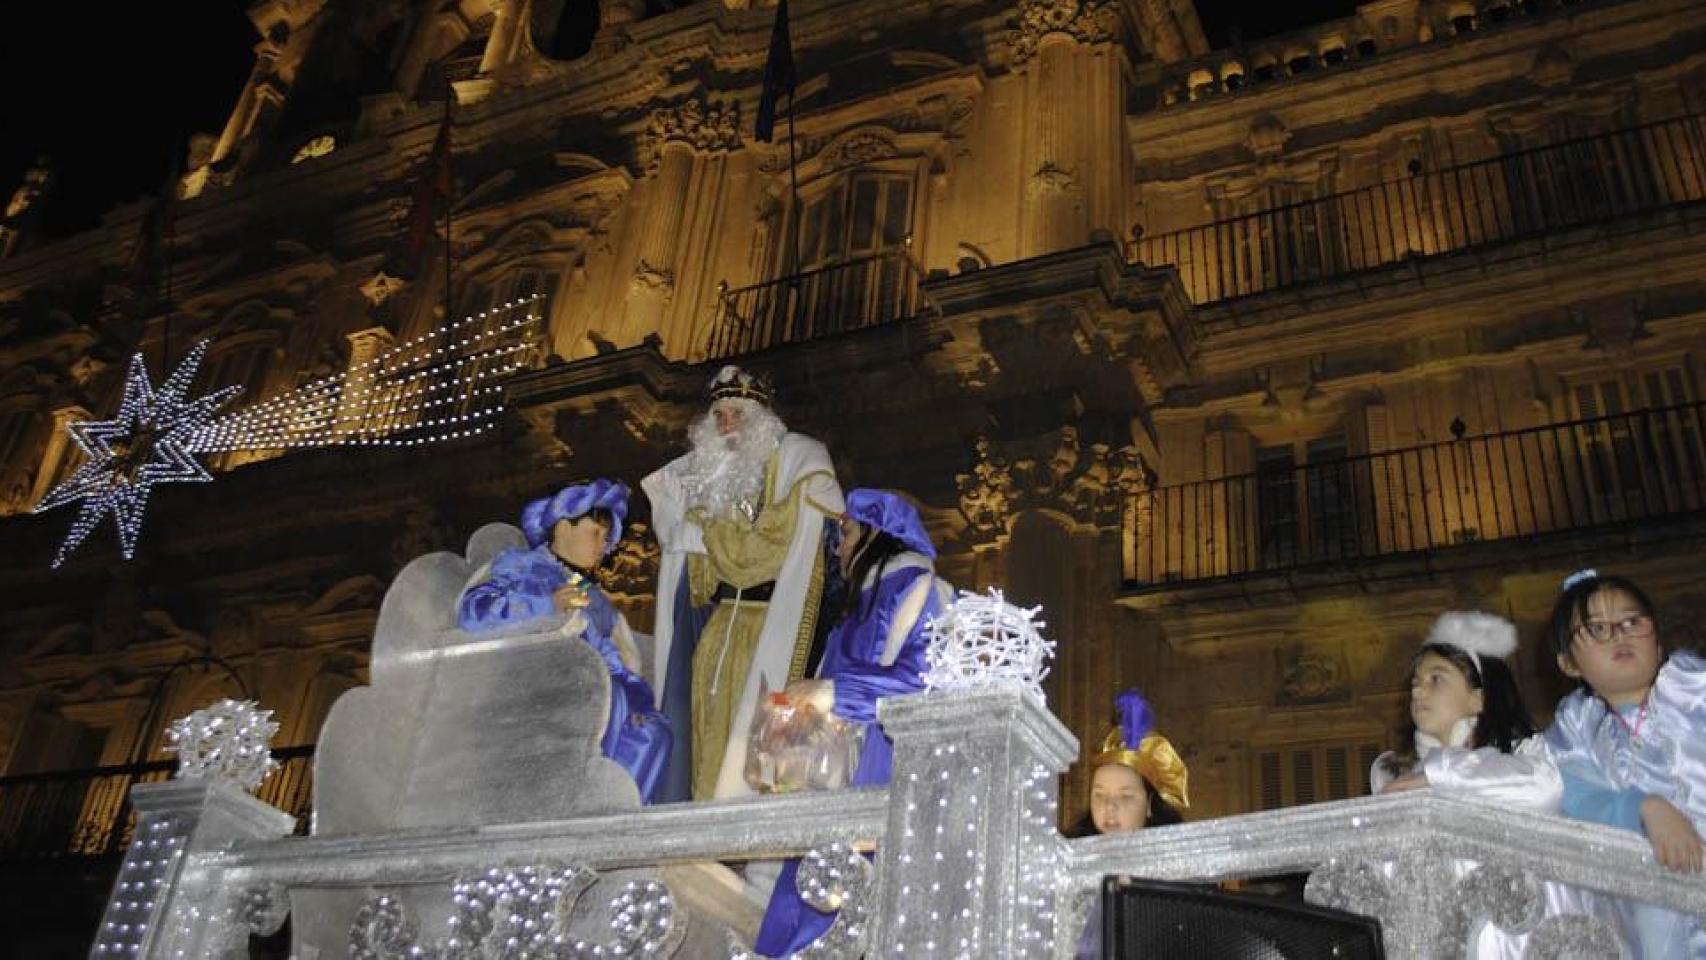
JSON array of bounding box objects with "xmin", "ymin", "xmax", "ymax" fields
[{"xmin": 754, "ymin": 0, "xmax": 795, "ymax": 143}]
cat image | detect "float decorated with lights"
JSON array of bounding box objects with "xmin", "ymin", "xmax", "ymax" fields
[{"xmin": 33, "ymin": 297, "xmax": 542, "ymax": 567}]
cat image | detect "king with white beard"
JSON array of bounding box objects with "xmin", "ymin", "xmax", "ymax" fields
[{"xmin": 643, "ymin": 366, "xmax": 844, "ymax": 801}]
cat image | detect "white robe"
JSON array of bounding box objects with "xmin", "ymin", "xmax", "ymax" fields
[
  {"xmin": 643, "ymin": 432, "xmax": 844, "ymax": 799},
  {"xmin": 1371, "ymin": 735, "xmax": 1575, "ymax": 959}
]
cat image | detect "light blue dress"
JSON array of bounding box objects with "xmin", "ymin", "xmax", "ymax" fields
[{"xmin": 1546, "ymin": 651, "xmax": 1706, "ymax": 958}]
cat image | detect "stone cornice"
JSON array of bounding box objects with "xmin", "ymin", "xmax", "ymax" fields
[
  {"xmin": 1126, "ymin": 0, "xmax": 1700, "ymax": 168},
  {"xmin": 1186, "ymin": 207, "xmax": 1706, "ymax": 377}
]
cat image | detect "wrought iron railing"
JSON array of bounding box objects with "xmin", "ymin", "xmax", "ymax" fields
[
  {"xmin": 703, "ymin": 247, "xmax": 927, "ymax": 360},
  {"xmin": 0, "ymin": 744, "xmax": 314, "ymax": 860},
  {"xmin": 1129, "ymin": 401, "xmax": 1706, "ymax": 587},
  {"xmin": 1133, "ymin": 115, "xmax": 1706, "ymax": 304}
]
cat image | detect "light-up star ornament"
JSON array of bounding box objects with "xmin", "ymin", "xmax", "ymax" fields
[
  {"xmin": 34, "ymin": 341, "xmax": 238, "ymax": 568},
  {"xmin": 34, "ymin": 295, "xmax": 543, "ymax": 567}
]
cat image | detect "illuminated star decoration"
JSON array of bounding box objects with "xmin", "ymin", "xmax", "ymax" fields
[
  {"xmin": 34, "ymin": 340, "xmax": 239, "ymax": 568},
  {"xmin": 34, "ymin": 297, "xmax": 542, "ymax": 567}
]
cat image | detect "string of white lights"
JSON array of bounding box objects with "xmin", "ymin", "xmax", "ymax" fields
[
  {"xmin": 35, "ymin": 298, "xmax": 545, "ymax": 567},
  {"xmin": 188, "ymin": 350, "xmax": 530, "ymax": 452},
  {"xmin": 192, "ymin": 299, "xmax": 541, "ymax": 452}
]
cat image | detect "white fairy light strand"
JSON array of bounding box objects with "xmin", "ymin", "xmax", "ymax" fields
[
  {"xmin": 190, "ymin": 298, "xmax": 541, "ymax": 453},
  {"xmin": 164, "ymin": 699, "xmax": 280, "ymax": 792},
  {"xmin": 922, "ymin": 588, "xmax": 1056, "ymax": 705},
  {"xmin": 33, "ymin": 298, "xmax": 542, "ymax": 566}
]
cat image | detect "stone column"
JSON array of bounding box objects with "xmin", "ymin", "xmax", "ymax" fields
[
  {"xmin": 87, "ymin": 780, "xmax": 295, "ymax": 960},
  {"xmin": 617, "ymin": 98, "xmax": 739, "ymax": 352},
  {"xmin": 873, "ymin": 689, "xmax": 1079, "ymax": 958},
  {"xmin": 1011, "ymin": 1, "xmax": 1128, "ymax": 257},
  {"xmin": 27, "ymin": 405, "xmax": 90, "ymax": 507},
  {"xmin": 335, "ymin": 327, "xmax": 397, "ymax": 439}
]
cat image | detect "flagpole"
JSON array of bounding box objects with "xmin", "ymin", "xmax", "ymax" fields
[
  {"xmin": 786, "ymin": 89, "xmax": 801, "ymax": 283},
  {"xmin": 442, "ymin": 81, "xmax": 454, "ymax": 347},
  {"xmin": 162, "ymin": 198, "xmax": 174, "ymax": 374}
]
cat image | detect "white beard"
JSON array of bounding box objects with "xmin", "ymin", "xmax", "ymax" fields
[{"xmin": 679, "ymin": 402, "xmax": 787, "ymax": 520}]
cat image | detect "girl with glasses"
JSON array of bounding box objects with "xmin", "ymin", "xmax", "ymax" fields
[{"xmin": 1545, "ymin": 569, "xmax": 1706, "ymax": 957}]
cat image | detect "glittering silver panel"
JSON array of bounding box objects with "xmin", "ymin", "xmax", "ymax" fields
[
  {"xmin": 94, "ymin": 780, "xmax": 295, "ymax": 960},
  {"xmin": 298, "ymin": 525, "xmax": 671, "ymax": 956},
  {"xmin": 90, "ymin": 815, "xmax": 183, "ymax": 957},
  {"xmin": 1064, "ymin": 791, "xmax": 1706, "ymax": 960},
  {"xmin": 346, "ymin": 866, "xmax": 684, "ymax": 959},
  {"xmin": 728, "ymin": 843, "xmax": 875, "ymax": 959},
  {"xmin": 96, "ymin": 689, "xmax": 1706, "ymax": 960},
  {"xmin": 873, "ymin": 689, "xmax": 1079, "ymax": 959},
  {"xmin": 1526, "ymin": 914, "xmax": 1630, "ymax": 958}
]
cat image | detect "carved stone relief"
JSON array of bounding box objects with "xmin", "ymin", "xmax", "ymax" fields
[
  {"xmin": 1007, "ymin": 0, "xmax": 1121, "ymax": 66},
  {"xmin": 642, "ymin": 97, "xmax": 741, "ymax": 169},
  {"xmin": 955, "ymin": 427, "xmax": 1150, "ymax": 544}
]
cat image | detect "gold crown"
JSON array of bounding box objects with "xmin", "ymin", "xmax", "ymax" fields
[
  {"xmin": 707, "ymin": 365, "xmax": 773, "ymax": 407},
  {"xmin": 1092, "ymin": 725, "xmax": 1190, "ymax": 809}
]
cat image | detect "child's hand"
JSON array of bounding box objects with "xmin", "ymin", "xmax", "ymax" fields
[
  {"xmin": 1639, "ymin": 796, "xmax": 1704, "ymax": 873},
  {"xmin": 1380, "ymin": 772, "xmax": 1429, "ymax": 794}
]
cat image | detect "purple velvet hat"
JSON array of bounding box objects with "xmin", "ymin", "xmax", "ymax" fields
[
  {"xmin": 519, "ymin": 478, "xmax": 630, "ymax": 555},
  {"xmin": 844, "ymin": 488, "xmax": 935, "ymax": 559}
]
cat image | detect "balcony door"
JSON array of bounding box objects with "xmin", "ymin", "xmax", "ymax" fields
[
  {"xmin": 782, "ymin": 171, "xmax": 915, "ymax": 338},
  {"xmin": 1570, "ymin": 365, "xmax": 1705, "ymax": 521},
  {"xmin": 1255, "ymin": 434, "xmax": 1357, "ymax": 570}
]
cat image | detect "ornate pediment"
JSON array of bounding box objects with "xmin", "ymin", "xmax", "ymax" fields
[
  {"xmin": 751, "ymin": 72, "xmax": 983, "ymax": 179},
  {"xmin": 820, "ymin": 127, "xmax": 901, "ymax": 172}
]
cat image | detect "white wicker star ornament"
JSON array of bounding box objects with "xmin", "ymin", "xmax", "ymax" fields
[{"xmin": 923, "ymin": 587, "xmax": 1055, "ymax": 704}]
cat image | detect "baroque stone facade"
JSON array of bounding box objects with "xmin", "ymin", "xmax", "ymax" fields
[{"xmin": 2, "ymin": 9, "xmax": 1706, "ymax": 953}]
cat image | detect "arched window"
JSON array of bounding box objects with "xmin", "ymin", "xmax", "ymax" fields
[{"xmin": 792, "ymin": 169, "xmax": 915, "ymax": 273}]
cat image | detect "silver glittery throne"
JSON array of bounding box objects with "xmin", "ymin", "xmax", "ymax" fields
[{"xmin": 290, "ymin": 522, "xmax": 723, "ymax": 957}]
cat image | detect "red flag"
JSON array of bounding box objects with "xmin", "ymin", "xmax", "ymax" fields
[{"xmin": 401, "ymin": 111, "xmax": 454, "ymax": 262}]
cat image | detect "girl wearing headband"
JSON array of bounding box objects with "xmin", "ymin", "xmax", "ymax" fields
[
  {"xmin": 1369, "ymin": 611, "xmax": 1565, "ymax": 956},
  {"xmin": 1545, "ymin": 570, "xmax": 1705, "ymax": 955}
]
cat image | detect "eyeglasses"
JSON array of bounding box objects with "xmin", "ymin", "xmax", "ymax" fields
[{"xmin": 1573, "ymin": 614, "xmax": 1654, "ymax": 646}]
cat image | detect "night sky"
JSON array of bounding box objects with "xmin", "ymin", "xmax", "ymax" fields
[{"xmin": 0, "ymin": 1, "xmax": 1356, "ymax": 243}]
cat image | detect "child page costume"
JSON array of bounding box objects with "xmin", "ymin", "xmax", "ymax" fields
[{"xmin": 458, "ymin": 479, "xmax": 673, "ymax": 804}]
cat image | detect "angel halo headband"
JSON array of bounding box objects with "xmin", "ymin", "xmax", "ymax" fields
[
  {"xmin": 1424, "ymin": 610, "xmax": 1517, "ymax": 676},
  {"xmin": 1561, "ymin": 568, "xmax": 1599, "ymax": 593}
]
